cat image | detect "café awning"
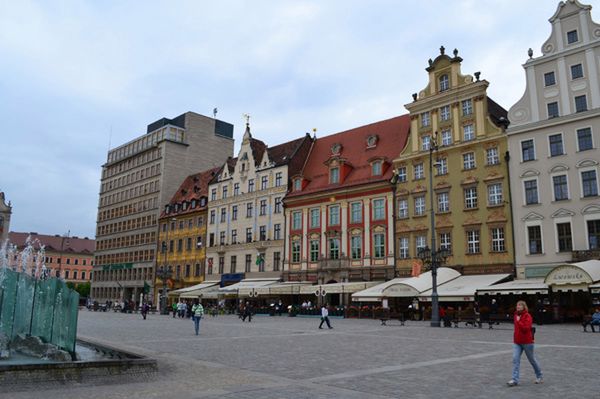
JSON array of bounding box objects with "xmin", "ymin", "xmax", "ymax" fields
[
  {"xmin": 255, "ymin": 281, "xmax": 314, "ymax": 295},
  {"xmin": 178, "ymin": 281, "xmax": 221, "ymax": 299},
  {"xmin": 590, "ymin": 282, "xmax": 600, "ymax": 294},
  {"xmin": 419, "ymin": 274, "xmax": 511, "ymax": 302},
  {"xmin": 544, "ymin": 260, "xmax": 600, "ymax": 292},
  {"xmin": 299, "ymin": 281, "xmax": 380, "ymax": 296},
  {"xmin": 170, "ymin": 280, "xmax": 220, "ymax": 297},
  {"xmin": 476, "ymin": 278, "xmax": 549, "ymax": 295},
  {"xmin": 351, "ymin": 278, "xmax": 409, "ymax": 302},
  {"xmin": 220, "ymin": 278, "xmax": 280, "ymax": 296}
]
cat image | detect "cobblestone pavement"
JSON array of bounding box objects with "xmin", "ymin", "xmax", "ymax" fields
[{"xmin": 4, "ymin": 311, "xmax": 600, "ymax": 399}]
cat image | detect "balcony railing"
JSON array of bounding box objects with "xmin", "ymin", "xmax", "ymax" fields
[
  {"xmin": 572, "ymin": 249, "xmax": 600, "ymax": 262},
  {"xmin": 318, "ymin": 258, "xmax": 350, "ymax": 270}
]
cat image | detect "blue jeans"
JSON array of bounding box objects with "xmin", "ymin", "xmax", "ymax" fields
[
  {"xmin": 193, "ymin": 316, "xmax": 201, "ymax": 335},
  {"xmin": 512, "ymin": 344, "xmax": 542, "ymax": 383}
]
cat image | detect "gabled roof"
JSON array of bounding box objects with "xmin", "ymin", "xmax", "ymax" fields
[
  {"xmin": 160, "ymin": 166, "xmax": 220, "ymax": 218},
  {"xmin": 487, "ymin": 98, "xmax": 509, "ymax": 128},
  {"xmin": 8, "ymin": 232, "xmax": 95, "ymax": 254},
  {"xmin": 286, "ymin": 115, "xmax": 411, "ymax": 198}
]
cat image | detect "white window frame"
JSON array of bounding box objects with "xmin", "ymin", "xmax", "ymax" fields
[
  {"xmin": 576, "ymin": 126, "xmax": 595, "ymax": 152},
  {"xmin": 462, "ymin": 99, "xmax": 473, "ymax": 116},
  {"xmin": 490, "ymin": 227, "xmax": 505, "ymax": 252},
  {"xmin": 463, "ymin": 152, "xmax": 476, "ymax": 170},
  {"xmin": 330, "ymin": 167, "xmax": 340, "ymax": 184},
  {"xmin": 569, "ymin": 62, "xmax": 584, "ymax": 80},
  {"xmin": 414, "ymin": 163, "xmax": 424, "ymax": 180},
  {"xmin": 486, "ymin": 147, "xmax": 499, "ymax": 165},
  {"xmin": 436, "ymin": 158, "xmax": 448, "ymax": 175},
  {"xmin": 543, "ymin": 71, "xmax": 556, "ymax": 87},
  {"xmin": 310, "ymin": 208, "xmax": 320, "ymax": 228},
  {"xmin": 421, "ymin": 135, "xmax": 431, "ymax": 151},
  {"xmin": 415, "ymin": 196, "xmax": 425, "ymax": 216},
  {"xmin": 351, "ymin": 235, "xmax": 362, "ymax": 260},
  {"xmin": 439, "ymin": 232, "xmax": 452, "ymax": 252},
  {"xmin": 421, "ymin": 112, "xmax": 430, "ymax": 127},
  {"xmin": 579, "ymin": 167, "xmax": 599, "ymax": 198},
  {"xmin": 372, "ymin": 198, "xmax": 385, "ymax": 220},
  {"xmin": 437, "ymin": 192, "xmax": 449, "ymax": 213},
  {"xmin": 463, "ymin": 124, "xmax": 475, "ymax": 141},
  {"xmin": 464, "ymin": 187, "xmax": 478, "ymax": 209},
  {"xmin": 439, "ymin": 74, "xmax": 449, "ymax": 92},
  {"xmin": 399, "ymin": 237, "xmax": 409, "ymax": 259},
  {"xmin": 440, "ymin": 105, "xmax": 450, "ymax": 121},
  {"xmin": 373, "ymin": 233, "xmax": 385, "ymax": 259},
  {"xmin": 466, "ymin": 230, "xmax": 480, "ymax": 254},
  {"xmin": 584, "ymin": 214, "xmax": 600, "ymax": 250},
  {"xmin": 523, "ymin": 177, "xmax": 539, "ymax": 205},
  {"xmin": 520, "ymin": 138, "xmax": 536, "ymax": 162},
  {"xmin": 574, "ymin": 94, "xmax": 588, "ymax": 113},
  {"xmin": 291, "ymin": 240, "xmax": 301, "ymax": 263},
  {"xmin": 292, "ymin": 211, "xmax": 302, "ymax": 230},
  {"xmin": 487, "ymin": 183, "xmax": 503, "ymax": 206},
  {"xmin": 350, "ymin": 202, "xmax": 362, "ymax": 223},
  {"xmin": 397, "ymin": 166, "xmax": 407, "ymax": 182},
  {"xmin": 566, "ymin": 29, "xmax": 579, "ymax": 44},
  {"xmin": 525, "ymin": 221, "xmax": 544, "ymax": 255},
  {"xmin": 547, "ymin": 101, "xmax": 560, "ymax": 119},
  {"xmin": 329, "ymin": 205, "xmax": 340, "ymax": 225},
  {"xmin": 551, "ymin": 173, "xmax": 570, "ymax": 201},
  {"xmin": 554, "ymin": 217, "xmax": 573, "ymax": 253},
  {"xmin": 397, "ymin": 199, "xmax": 408, "ymax": 219},
  {"xmin": 416, "ymin": 235, "xmax": 427, "ymax": 253},
  {"xmin": 547, "ymin": 132, "xmax": 564, "ymax": 157},
  {"xmin": 441, "ymin": 129, "xmax": 452, "ymax": 146}
]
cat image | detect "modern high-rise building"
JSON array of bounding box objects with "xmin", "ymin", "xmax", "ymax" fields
[
  {"xmin": 507, "ymin": 0, "xmax": 600, "ymax": 278},
  {"xmin": 92, "ymin": 112, "xmax": 234, "ymax": 303}
]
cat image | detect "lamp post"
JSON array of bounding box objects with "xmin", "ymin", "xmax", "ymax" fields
[
  {"xmin": 416, "ymin": 132, "xmax": 450, "ymax": 327},
  {"xmin": 157, "ymin": 217, "xmax": 176, "ymax": 315}
]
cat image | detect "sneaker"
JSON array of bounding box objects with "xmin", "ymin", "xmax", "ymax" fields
[
  {"xmin": 507, "ymin": 380, "xmax": 518, "ymax": 387},
  {"xmin": 535, "ymin": 378, "xmax": 543, "ymax": 384}
]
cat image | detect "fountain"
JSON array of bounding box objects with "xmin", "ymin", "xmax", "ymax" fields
[{"xmin": 0, "ymin": 237, "xmax": 157, "ymax": 391}]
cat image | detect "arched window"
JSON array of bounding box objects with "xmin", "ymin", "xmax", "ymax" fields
[{"xmin": 439, "ymin": 74, "xmax": 449, "ymax": 92}]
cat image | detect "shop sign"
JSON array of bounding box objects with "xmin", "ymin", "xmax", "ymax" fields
[
  {"xmin": 545, "ymin": 266, "xmax": 591, "ymax": 285},
  {"xmin": 102, "ymin": 263, "xmax": 133, "ymax": 271}
]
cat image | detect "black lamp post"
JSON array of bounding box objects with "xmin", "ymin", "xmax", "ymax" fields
[{"xmin": 156, "ymin": 264, "xmax": 173, "ymax": 315}]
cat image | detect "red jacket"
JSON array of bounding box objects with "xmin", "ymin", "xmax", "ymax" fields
[{"xmin": 513, "ymin": 310, "xmax": 534, "ymax": 344}]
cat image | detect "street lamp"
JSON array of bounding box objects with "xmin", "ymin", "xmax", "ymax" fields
[
  {"xmin": 156, "ymin": 264, "xmax": 173, "ymax": 315},
  {"xmin": 415, "ymin": 131, "xmax": 451, "ymax": 327}
]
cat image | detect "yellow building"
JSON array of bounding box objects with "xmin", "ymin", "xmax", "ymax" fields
[
  {"xmin": 154, "ymin": 167, "xmax": 220, "ymax": 304},
  {"xmin": 394, "ymin": 47, "xmax": 514, "ymax": 276}
]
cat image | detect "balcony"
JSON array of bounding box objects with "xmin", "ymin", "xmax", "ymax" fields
[
  {"xmin": 318, "ymin": 258, "xmax": 350, "ymax": 270},
  {"xmin": 572, "ymin": 249, "xmax": 600, "ymax": 262}
]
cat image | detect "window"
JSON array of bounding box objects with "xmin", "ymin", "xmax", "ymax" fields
[
  {"xmin": 222, "ymin": 186, "xmax": 228, "ymax": 199},
  {"xmin": 421, "ymin": 135, "xmax": 431, "ymax": 151},
  {"xmin": 209, "ymin": 210, "xmax": 215, "ymax": 224},
  {"xmin": 398, "ymin": 199, "xmax": 408, "ymax": 218},
  {"xmin": 463, "ymin": 124, "xmax": 474, "ymax": 141},
  {"xmin": 329, "ymin": 238, "xmax": 340, "ymax": 260},
  {"xmin": 231, "ymin": 229, "xmax": 237, "ymax": 244},
  {"xmin": 436, "ymin": 158, "xmax": 448, "ymax": 175},
  {"xmin": 330, "ymin": 167, "xmax": 340, "ymax": 184},
  {"xmin": 274, "ymin": 197, "xmax": 282, "ymax": 213},
  {"xmin": 549, "ymin": 134, "xmax": 564, "ymax": 156},
  {"xmin": 351, "ymin": 236, "xmax": 362, "ymax": 260},
  {"xmin": 524, "ymin": 180, "xmax": 539, "ymax": 205},
  {"xmin": 464, "ymin": 187, "xmax": 478, "ymax": 209},
  {"xmin": 259, "ymin": 225, "xmax": 266, "ymax": 241},
  {"xmin": 567, "ymin": 29, "xmax": 578, "ymax": 44},
  {"xmin": 416, "ymin": 235, "xmax": 427, "ymax": 252},
  {"xmin": 414, "ymin": 163, "xmax": 424, "ymax": 180},
  {"xmin": 177, "ymin": 239, "xmax": 183, "ymax": 252},
  {"xmin": 194, "ymin": 263, "xmax": 200, "ymax": 277},
  {"xmin": 528, "ymin": 225, "xmax": 542, "ymax": 254},
  {"xmin": 246, "ymin": 202, "xmax": 253, "ymax": 218},
  {"xmin": 438, "ymin": 192, "xmax": 449, "ymax": 212},
  {"xmin": 397, "ymin": 166, "xmax": 407, "ymax": 182},
  {"xmin": 373, "ymin": 233, "xmax": 385, "ymax": 258},
  {"xmin": 73, "ymin": 270, "xmax": 78, "ymax": 280},
  {"xmin": 467, "ymin": 230, "xmax": 480, "ymax": 254},
  {"xmin": 544, "ymin": 71, "xmax": 556, "ymax": 86},
  {"xmin": 246, "ymin": 228, "xmax": 252, "ymax": 243},
  {"xmin": 372, "ymin": 161, "xmax": 382, "ymax": 175},
  {"xmin": 577, "ymin": 128, "xmax": 593, "ymax": 151},
  {"xmin": 463, "ymin": 152, "xmax": 475, "ymax": 170},
  {"xmin": 248, "ymin": 179, "xmax": 254, "ymax": 192},
  {"xmin": 329, "ymin": 205, "xmax": 340, "ymax": 225},
  {"xmin": 275, "ymin": 172, "xmax": 282, "ymax": 187},
  {"xmin": 373, "ymin": 199, "xmax": 385, "ymax": 220},
  {"xmin": 274, "ymin": 224, "xmax": 281, "ymax": 240},
  {"xmin": 486, "ymin": 147, "xmax": 499, "ymax": 165},
  {"xmin": 245, "ymin": 254, "xmax": 252, "ymax": 272},
  {"xmin": 310, "ymin": 240, "xmax": 320, "ymax": 262},
  {"xmin": 220, "ymin": 208, "xmax": 226, "ymax": 223},
  {"xmin": 291, "ymin": 241, "xmax": 300, "ymax": 263},
  {"xmin": 310, "ymin": 208, "xmax": 320, "ymax": 228},
  {"xmin": 64, "ymin": 270, "xmax": 69, "ymax": 279},
  {"xmin": 521, "ymin": 139, "xmax": 535, "ymax": 161},
  {"xmin": 207, "ymin": 258, "xmax": 213, "ymax": 275},
  {"xmin": 232, "ymin": 205, "xmax": 238, "ymax": 220},
  {"xmin": 415, "ymin": 196, "xmax": 426, "ymax": 216},
  {"xmin": 230, "ymin": 256, "xmax": 237, "ymax": 274},
  {"xmin": 350, "ymin": 202, "xmax": 362, "ymax": 223},
  {"xmin": 260, "ymin": 176, "xmax": 268, "ymax": 190},
  {"xmin": 557, "ymin": 223, "xmax": 572, "ymax": 252},
  {"xmin": 439, "ymin": 233, "xmax": 452, "ymax": 252},
  {"xmin": 273, "ymin": 252, "xmax": 281, "ymax": 271},
  {"xmin": 575, "ymin": 95, "xmax": 588, "ymax": 112},
  {"xmin": 186, "ymin": 237, "xmax": 192, "ymax": 251},
  {"xmin": 462, "ymin": 99, "xmax": 473, "ymax": 116},
  {"xmin": 439, "ymin": 74, "xmax": 449, "ymax": 91},
  {"xmin": 211, "ymin": 189, "xmax": 216, "ymax": 201},
  {"xmin": 421, "ymin": 112, "xmax": 430, "ymax": 127},
  {"xmin": 588, "ymin": 220, "xmax": 600, "ymax": 249},
  {"xmin": 571, "ymin": 64, "xmax": 583, "ymax": 79},
  {"xmin": 399, "ymin": 237, "xmax": 409, "ymax": 259},
  {"xmin": 218, "ymin": 257, "xmax": 224, "ymax": 274},
  {"xmin": 294, "ymin": 179, "xmax": 302, "ymax": 191},
  {"xmin": 491, "ymin": 227, "xmax": 505, "ymax": 252},
  {"xmin": 440, "ymin": 105, "xmax": 450, "ymax": 121},
  {"xmin": 547, "ymin": 102, "xmax": 559, "ymax": 118},
  {"xmin": 488, "ymin": 183, "xmax": 503, "ymax": 206},
  {"xmin": 553, "ymin": 175, "xmax": 569, "ymax": 201},
  {"xmin": 208, "ymin": 234, "xmax": 214, "ymax": 247},
  {"xmin": 234, "ymin": 183, "xmax": 240, "ymax": 196},
  {"xmin": 219, "ymin": 232, "xmax": 225, "ymax": 245},
  {"xmin": 81, "ymin": 271, "xmax": 86, "ymax": 280},
  {"xmin": 582, "ymin": 170, "xmax": 598, "ymax": 197},
  {"xmin": 292, "ymin": 211, "xmax": 302, "ymax": 230},
  {"xmin": 259, "ymin": 199, "xmax": 267, "ymax": 216},
  {"xmin": 441, "ymin": 129, "xmax": 452, "ymax": 146}
]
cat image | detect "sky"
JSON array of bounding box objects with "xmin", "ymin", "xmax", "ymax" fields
[{"xmin": 1, "ymin": 0, "xmax": 592, "ymax": 239}]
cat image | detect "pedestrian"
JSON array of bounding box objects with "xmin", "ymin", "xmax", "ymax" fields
[
  {"xmin": 191, "ymin": 300, "xmax": 204, "ymax": 335},
  {"xmin": 319, "ymin": 303, "xmax": 332, "ymax": 329},
  {"xmin": 242, "ymin": 302, "xmax": 253, "ymax": 322},
  {"xmin": 507, "ymin": 300, "xmax": 543, "ymax": 387},
  {"xmin": 589, "ymin": 308, "xmax": 600, "ymax": 332},
  {"xmin": 172, "ymin": 301, "xmax": 177, "ymax": 318},
  {"xmin": 141, "ymin": 302, "xmax": 149, "ymax": 320}
]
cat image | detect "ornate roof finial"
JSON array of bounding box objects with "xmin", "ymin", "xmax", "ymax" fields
[
  {"xmin": 428, "ymin": 58, "xmax": 433, "ymax": 66},
  {"xmin": 242, "ymin": 113, "xmax": 252, "ymax": 139},
  {"xmin": 474, "ymin": 71, "xmax": 481, "ymax": 81},
  {"xmin": 528, "ymin": 48, "xmax": 533, "ymax": 59},
  {"xmin": 453, "ymin": 48, "xmax": 458, "ymax": 57},
  {"xmin": 440, "ymin": 45, "xmax": 445, "ymax": 55},
  {"xmin": 412, "ymin": 93, "xmax": 418, "ymax": 101},
  {"xmin": 243, "ymin": 113, "xmax": 251, "ymax": 127},
  {"xmin": 312, "ymin": 128, "xmax": 317, "ymax": 140}
]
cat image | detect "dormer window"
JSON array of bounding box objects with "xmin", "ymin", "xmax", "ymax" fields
[
  {"xmin": 372, "ymin": 161, "xmax": 382, "ymax": 176},
  {"xmin": 294, "ymin": 178, "xmax": 302, "ymax": 191},
  {"xmin": 439, "ymin": 74, "xmax": 449, "ymax": 92},
  {"xmin": 165, "ymin": 205, "xmax": 170, "ymax": 214},
  {"xmin": 567, "ymin": 30, "xmax": 578, "ymax": 44},
  {"xmin": 191, "ymin": 199, "xmax": 197, "ymax": 208},
  {"xmin": 330, "ymin": 167, "xmax": 340, "ymax": 184},
  {"xmin": 182, "ymin": 202, "xmax": 188, "ymax": 211}
]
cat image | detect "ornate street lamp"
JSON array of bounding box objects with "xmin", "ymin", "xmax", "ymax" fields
[{"xmin": 156, "ymin": 264, "xmax": 173, "ymax": 315}]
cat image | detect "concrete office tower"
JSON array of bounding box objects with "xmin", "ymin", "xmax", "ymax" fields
[
  {"xmin": 92, "ymin": 112, "xmax": 234, "ymax": 303},
  {"xmin": 507, "ymin": 0, "xmax": 600, "ymax": 279}
]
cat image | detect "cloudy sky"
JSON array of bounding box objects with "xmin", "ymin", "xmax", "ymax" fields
[{"xmin": 1, "ymin": 0, "xmax": 590, "ymax": 239}]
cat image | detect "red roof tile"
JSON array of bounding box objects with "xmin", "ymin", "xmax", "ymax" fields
[
  {"xmin": 286, "ymin": 115, "xmax": 410, "ymax": 198},
  {"xmin": 8, "ymin": 232, "xmax": 95, "ymax": 254},
  {"xmin": 160, "ymin": 167, "xmax": 221, "ymax": 218}
]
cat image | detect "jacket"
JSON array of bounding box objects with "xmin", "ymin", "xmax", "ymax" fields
[
  {"xmin": 192, "ymin": 304, "xmax": 204, "ymax": 317},
  {"xmin": 513, "ymin": 310, "xmax": 534, "ymax": 344}
]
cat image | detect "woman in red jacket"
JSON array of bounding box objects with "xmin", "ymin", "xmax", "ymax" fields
[{"xmin": 507, "ymin": 300, "xmax": 543, "ymax": 386}]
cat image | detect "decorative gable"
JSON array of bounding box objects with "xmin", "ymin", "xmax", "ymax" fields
[
  {"xmin": 522, "ymin": 212, "xmax": 544, "ymax": 222},
  {"xmin": 576, "ymin": 159, "xmax": 599, "ymax": 168},
  {"xmin": 582, "ymin": 204, "xmax": 600, "ymax": 215},
  {"xmin": 520, "ymin": 169, "xmax": 540, "ymax": 178},
  {"xmin": 551, "ymin": 208, "xmax": 575, "ymax": 218},
  {"xmin": 549, "ymin": 164, "xmax": 569, "ymax": 174}
]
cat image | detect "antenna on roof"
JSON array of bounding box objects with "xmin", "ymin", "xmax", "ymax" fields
[
  {"xmin": 213, "ymin": 108, "xmax": 218, "ymax": 119},
  {"xmin": 107, "ymin": 125, "xmax": 113, "ymax": 151},
  {"xmin": 312, "ymin": 128, "xmax": 317, "ymax": 140}
]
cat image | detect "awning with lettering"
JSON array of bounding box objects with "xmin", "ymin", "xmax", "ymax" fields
[
  {"xmin": 170, "ymin": 280, "xmax": 220, "ymax": 297},
  {"xmin": 476, "ymin": 279, "xmax": 549, "ymax": 295},
  {"xmin": 590, "ymin": 283, "xmax": 600, "ymax": 294},
  {"xmin": 419, "ymin": 274, "xmax": 511, "ymax": 302},
  {"xmin": 351, "ymin": 278, "xmax": 409, "ymax": 302},
  {"xmin": 219, "ymin": 278, "xmax": 280, "ymax": 297},
  {"xmin": 178, "ymin": 281, "xmax": 221, "ymax": 299},
  {"xmin": 254, "ymin": 282, "xmax": 314, "ymax": 295},
  {"xmin": 544, "ymin": 260, "xmax": 600, "ymax": 292},
  {"xmin": 299, "ymin": 281, "xmax": 380, "ymax": 296}
]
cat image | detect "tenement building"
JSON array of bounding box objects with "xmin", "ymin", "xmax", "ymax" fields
[
  {"xmin": 9, "ymin": 232, "xmax": 95, "ymax": 285},
  {"xmin": 284, "ymin": 116, "xmax": 410, "ymax": 284},
  {"xmin": 507, "ymin": 0, "xmax": 600, "ymax": 278},
  {"xmin": 92, "ymin": 112, "xmax": 234, "ymax": 303},
  {"xmin": 0, "ymin": 191, "xmax": 11, "ymax": 243},
  {"xmin": 205, "ymin": 123, "xmax": 313, "ymax": 284},
  {"xmin": 394, "ymin": 47, "xmax": 513, "ymax": 276},
  {"xmin": 154, "ymin": 167, "xmax": 219, "ymax": 302}
]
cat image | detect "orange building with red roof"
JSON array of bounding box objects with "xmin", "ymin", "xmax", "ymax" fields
[{"xmin": 283, "ymin": 115, "xmax": 411, "ymax": 291}]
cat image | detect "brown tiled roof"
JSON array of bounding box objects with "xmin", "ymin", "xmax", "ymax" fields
[
  {"xmin": 286, "ymin": 115, "xmax": 411, "ymax": 198},
  {"xmin": 160, "ymin": 166, "xmax": 221, "ymax": 218},
  {"xmin": 8, "ymin": 232, "xmax": 95, "ymax": 254},
  {"xmin": 487, "ymin": 97, "xmax": 509, "ymax": 128},
  {"xmin": 249, "ymin": 137, "xmax": 267, "ymax": 167}
]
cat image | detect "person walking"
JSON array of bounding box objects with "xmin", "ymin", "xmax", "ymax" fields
[
  {"xmin": 172, "ymin": 301, "xmax": 177, "ymax": 318},
  {"xmin": 507, "ymin": 300, "xmax": 543, "ymax": 386},
  {"xmin": 141, "ymin": 302, "xmax": 149, "ymax": 320},
  {"xmin": 242, "ymin": 302, "xmax": 253, "ymax": 322},
  {"xmin": 319, "ymin": 303, "xmax": 332, "ymax": 329},
  {"xmin": 191, "ymin": 300, "xmax": 204, "ymax": 335}
]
